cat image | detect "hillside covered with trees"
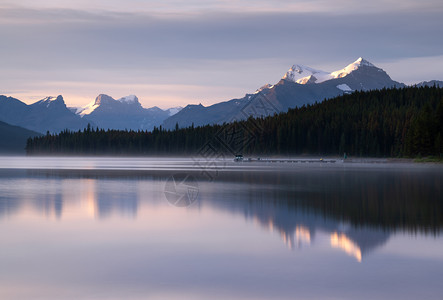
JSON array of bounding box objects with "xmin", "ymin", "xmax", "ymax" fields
[
  {"xmin": 26, "ymin": 86, "xmax": 443, "ymax": 157},
  {"xmin": 0, "ymin": 121, "xmax": 41, "ymax": 154}
]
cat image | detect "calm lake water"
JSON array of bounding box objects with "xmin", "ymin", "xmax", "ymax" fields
[{"xmin": 0, "ymin": 157, "xmax": 442, "ymax": 300}]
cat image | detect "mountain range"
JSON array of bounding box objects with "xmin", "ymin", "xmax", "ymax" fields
[
  {"xmin": 162, "ymin": 58, "xmax": 410, "ymax": 129},
  {"xmin": 0, "ymin": 95, "xmax": 91, "ymax": 134},
  {"xmin": 1, "ymin": 57, "xmax": 442, "ymax": 136},
  {"xmin": 0, "ymin": 94, "xmax": 182, "ymax": 134}
]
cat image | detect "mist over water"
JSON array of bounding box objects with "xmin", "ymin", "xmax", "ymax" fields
[{"xmin": 0, "ymin": 157, "xmax": 442, "ymax": 300}]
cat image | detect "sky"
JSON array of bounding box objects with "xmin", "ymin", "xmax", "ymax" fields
[{"xmin": 1, "ymin": 0, "xmax": 443, "ymax": 109}]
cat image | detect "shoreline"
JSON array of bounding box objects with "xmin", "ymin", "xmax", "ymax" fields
[{"xmin": 0, "ymin": 154, "xmax": 441, "ymax": 165}]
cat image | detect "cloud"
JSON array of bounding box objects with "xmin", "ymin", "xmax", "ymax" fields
[
  {"xmin": 1, "ymin": 3, "xmax": 442, "ymax": 107},
  {"xmin": 2, "ymin": 8, "xmax": 442, "ymax": 64}
]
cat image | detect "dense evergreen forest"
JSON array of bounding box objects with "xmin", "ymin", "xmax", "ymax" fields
[{"xmin": 26, "ymin": 86, "xmax": 443, "ymax": 157}]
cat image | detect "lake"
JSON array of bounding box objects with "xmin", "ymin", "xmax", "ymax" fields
[{"xmin": 0, "ymin": 157, "xmax": 442, "ymax": 300}]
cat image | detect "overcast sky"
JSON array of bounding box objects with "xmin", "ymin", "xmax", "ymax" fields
[{"xmin": 1, "ymin": 0, "xmax": 442, "ymax": 108}]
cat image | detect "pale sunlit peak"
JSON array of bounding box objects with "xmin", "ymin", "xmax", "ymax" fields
[
  {"xmin": 330, "ymin": 57, "xmax": 375, "ymax": 79},
  {"xmin": 283, "ymin": 64, "xmax": 331, "ymax": 84}
]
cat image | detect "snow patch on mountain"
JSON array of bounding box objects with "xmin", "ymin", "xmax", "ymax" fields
[
  {"xmin": 336, "ymin": 84, "xmax": 353, "ymax": 92},
  {"xmin": 78, "ymin": 101, "xmax": 99, "ymax": 117},
  {"xmin": 35, "ymin": 95, "xmax": 64, "ymax": 108},
  {"xmin": 166, "ymin": 107, "xmax": 183, "ymax": 116},
  {"xmin": 118, "ymin": 95, "xmax": 138, "ymax": 104}
]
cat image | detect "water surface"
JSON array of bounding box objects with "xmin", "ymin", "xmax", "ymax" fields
[{"xmin": 0, "ymin": 157, "xmax": 442, "ymax": 300}]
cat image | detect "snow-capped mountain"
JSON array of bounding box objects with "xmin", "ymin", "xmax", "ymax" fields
[
  {"xmin": 283, "ymin": 58, "xmax": 377, "ymax": 85},
  {"xmin": 0, "ymin": 95, "xmax": 92, "ymax": 133},
  {"xmin": 162, "ymin": 57, "xmax": 404, "ymax": 129},
  {"xmin": 76, "ymin": 94, "xmax": 144, "ymax": 116},
  {"xmin": 33, "ymin": 95, "xmax": 66, "ymax": 108},
  {"xmin": 76, "ymin": 94, "xmax": 182, "ymax": 131},
  {"xmin": 282, "ymin": 57, "xmax": 394, "ymax": 90}
]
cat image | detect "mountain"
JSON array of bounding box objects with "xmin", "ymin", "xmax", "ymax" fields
[
  {"xmin": 162, "ymin": 57, "xmax": 405, "ymax": 129},
  {"xmin": 2, "ymin": 57, "xmax": 440, "ymax": 133},
  {"xmin": 75, "ymin": 94, "xmax": 182, "ymax": 131},
  {"xmin": 0, "ymin": 95, "xmax": 92, "ymax": 134},
  {"xmin": 28, "ymin": 96, "xmax": 93, "ymax": 133},
  {"xmin": 0, "ymin": 120, "xmax": 42, "ymax": 153},
  {"xmin": 414, "ymin": 80, "xmax": 443, "ymax": 88}
]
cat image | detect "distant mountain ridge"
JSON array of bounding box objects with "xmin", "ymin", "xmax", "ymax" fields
[
  {"xmin": 0, "ymin": 95, "xmax": 91, "ymax": 134},
  {"xmin": 162, "ymin": 57, "xmax": 406, "ymax": 129},
  {"xmin": 0, "ymin": 94, "xmax": 182, "ymax": 134},
  {"xmin": 73, "ymin": 94, "xmax": 182, "ymax": 131},
  {"xmin": 414, "ymin": 80, "xmax": 443, "ymax": 88}
]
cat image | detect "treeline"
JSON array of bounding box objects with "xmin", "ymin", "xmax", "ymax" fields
[{"xmin": 26, "ymin": 86, "xmax": 443, "ymax": 157}]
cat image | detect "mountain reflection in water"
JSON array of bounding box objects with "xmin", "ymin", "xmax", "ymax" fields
[{"xmin": 1, "ymin": 161, "xmax": 441, "ymax": 263}]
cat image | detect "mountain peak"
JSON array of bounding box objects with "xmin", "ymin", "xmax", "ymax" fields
[
  {"xmin": 79, "ymin": 94, "xmax": 142, "ymax": 117},
  {"xmin": 290, "ymin": 64, "xmax": 309, "ymax": 74},
  {"xmin": 94, "ymin": 94, "xmax": 115, "ymax": 106},
  {"xmin": 35, "ymin": 95, "xmax": 65, "ymax": 108},
  {"xmin": 283, "ymin": 64, "xmax": 330, "ymax": 84},
  {"xmin": 331, "ymin": 57, "xmax": 377, "ymax": 79},
  {"xmin": 41, "ymin": 95, "xmax": 64, "ymax": 102},
  {"xmin": 117, "ymin": 95, "xmax": 139, "ymax": 104},
  {"xmin": 355, "ymin": 57, "xmax": 375, "ymax": 67},
  {"xmin": 76, "ymin": 94, "xmax": 114, "ymax": 116}
]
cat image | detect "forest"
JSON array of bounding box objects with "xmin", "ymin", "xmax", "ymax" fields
[{"xmin": 26, "ymin": 86, "xmax": 443, "ymax": 158}]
